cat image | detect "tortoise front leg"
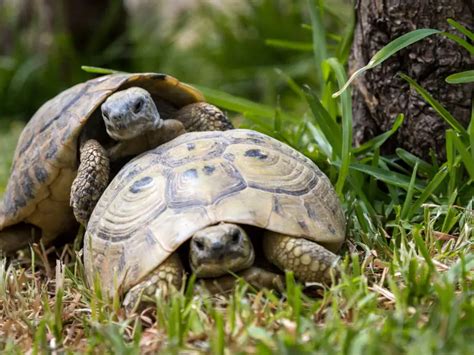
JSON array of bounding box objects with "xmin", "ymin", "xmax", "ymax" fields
[
  {"xmin": 172, "ymin": 102, "xmax": 233, "ymax": 132},
  {"xmin": 262, "ymin": 231, "xmax": 340, "ymax": 284},
  {"xmin": 70, "ymin": 139, "xmax": 110, "ymax": 225},
  {"xmin": 123, "ymin": 253, "xmax": 184, "ymax": 313}
]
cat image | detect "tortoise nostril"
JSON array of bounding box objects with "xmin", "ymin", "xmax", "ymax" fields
[
  {"xmin": 110, "ymin": 113, "xmax": 123, "ymax": 121},
  {"xmin": 211, "ymin": 241, "xmax": 224, "ymax": 252}
]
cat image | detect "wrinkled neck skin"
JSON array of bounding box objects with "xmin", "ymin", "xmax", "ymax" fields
[
  {"xmin": 189, "ymin": 223, "xmax": 255, "ymax": 278},
  {"xmin": 101, "ymin": 87, "xmax": 163, "ymax": 141}
]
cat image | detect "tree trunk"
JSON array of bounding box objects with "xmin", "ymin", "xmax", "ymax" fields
[{"xmin": 350, "ymin": 0, "xmax": 473, "ymax": 160}]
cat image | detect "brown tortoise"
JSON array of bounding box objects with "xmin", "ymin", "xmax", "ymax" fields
[{"xmin": 0, "ymin": 73, "xmax": 232, "ymax": 253}]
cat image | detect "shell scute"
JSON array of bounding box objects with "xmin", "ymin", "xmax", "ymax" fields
[
  {"xmin": 158, "ymin": 137, "xmax": 228, "ymax": 168},
  {"xmin": 165, "ymin": 159, "xmax": 247, "ymax": 209}
]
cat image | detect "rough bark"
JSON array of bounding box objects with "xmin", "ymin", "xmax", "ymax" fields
[{"xmin": 350, "ymin": 0, "xmax": 473, "ymax": 160}]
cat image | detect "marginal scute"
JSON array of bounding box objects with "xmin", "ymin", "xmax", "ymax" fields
[{"xmin": 84, "ymin": 129, "xmax": 346, "ymax": 296}]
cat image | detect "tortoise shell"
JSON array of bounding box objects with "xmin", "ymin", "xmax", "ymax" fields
[
  {"xmin": 0, "ymin": 73, "xmax": 203, "ymax": 243},
  {"xmin": 84, "ymin": 129, "xmax": 345, "ymax": 296}
]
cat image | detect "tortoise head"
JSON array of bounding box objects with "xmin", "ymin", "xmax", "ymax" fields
[
  {"xmin": 101, "ymin": 87, "xmax": 163, "ymax": 140},
  {"xmin": 189, "ymin": 223, "xmax": 255, "ymax": 278}
]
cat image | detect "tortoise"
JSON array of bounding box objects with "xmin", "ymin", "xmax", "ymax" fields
[
  {"xmin": 0, "ymin": 72, "xmax": 232, "ymax": 253},
  {"xmin": 83, "ymin": 129, "xmax": 346, "ymax": 307}
]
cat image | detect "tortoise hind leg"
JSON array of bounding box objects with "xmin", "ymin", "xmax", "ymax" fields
[
  {"xmin": 70, "ymin": 139, "xmax": 110, "ymax": 225},
  {"xmin": 0, "ymin": 223, "xmax": 40, "ymax": 254},
  {"xmin": 172, "ymin": 102, "xmax": 233, "ymax": 132},
  {"xmin": 123, "ymin": 253, "xmax": 184, "ymax": 314},
  {"xmin": 262, "ymin": 231, "xmax": 340, "ymax": 283}
]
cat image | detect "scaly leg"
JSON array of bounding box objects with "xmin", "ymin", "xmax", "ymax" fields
[
  {"xmin": 172, "ymin": 102, "xmax": 233, "ymax": 132},
  {"xmin": 70, "ymin": 139, "xmax": 110, "ymax": 225},
  {"xmin": 262, "ymin": 231, "xmax": 340, "ymax": 284}
]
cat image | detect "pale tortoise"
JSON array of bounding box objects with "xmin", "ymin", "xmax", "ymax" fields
[{"xmin": 83, "ymin": 129, "xmax": 346, "ymax": 308}]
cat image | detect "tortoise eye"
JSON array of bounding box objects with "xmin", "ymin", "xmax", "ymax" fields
[
  {"xmin": 231, "ymin": 229, "xmax": 240, "ymax": 244},
  {"xmin": 103, "ymin": 111, "xmax": 110, "ymax": 121},
  {"xmin": 133, "ymin": 98, "xmax": 144, "ymax": 113},
  {"xmin": 194, "ymin": 240, "xmax": 204, "ymax": 251}
]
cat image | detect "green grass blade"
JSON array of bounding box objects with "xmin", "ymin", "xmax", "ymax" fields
[
  {"xmin": 368, "ymin": 148, "xmax": 380, "ymax": 201},
  {"xmin": 274, "ymin": 101, "xmax": 282, "ymax": 133},
  {"xmin": 336, "ymin": 9, "xmax": 355, "ymax": 64},
  {"xmin": 446, "ymin": 70, "xmax": 474, "ymax": 84},
  {"xmin": 306, "ymin": 121, "xmax": 333, "ymax": 158},
  {"xmin": 412, "ymin": 227, "xmax": 435, "ymax": 270},
  {"xmin": 274, "ymin": 68, "xmax": 306, "ymax": 99},
  {"xmin": 447, "ymin": 130, "xmax": 474, "ymax": 180},
  {"xmin": 326, "ymin": 58, "xmax": 352, "ymax": 195},
  {"xmin": 265, "ymin": 39, "xmax": 312, "ymax": 51},
  {"xmin": 353, "ymin": 114, "xmax": 404, "ymax": 155},
  {"xmin": 308, "ymin": 0, "xmax": 328, "ymax": 92},
  {"xmin": 399, "ymin": 73, "xmax": 469, "ymax": 139},
  {"xmin": 81, "ymin": 65, "xmax": 123, "ymax": 74},
  {"xmin": 447, "ymin": 18, "xmax": 474, "ymax": 42},
  {"xmin": 368, "ymin": 29, "xmax": 440, "ymax": 67},
  {"xmin": 401, "ymin": 163, "xmax": 418, "ymax": 219},
  {"xmin": 304, "ymin": 87, "xmax": 342, "ymax": 156},
  {"xmin": 333, "ymin": 29, "xmax": 440, "ymax": 97},
  {"xmin": 408, "ymin": 166, "xmax": 448, "ymax": 218},
  {"xmin": 212, "ymin": 311, "xmax": 225, "ymax": 355},
  {"xmin": 446, "ymin": 128, "xmax": 456, "ymax": 195},
  {"xmin": 470, "ymin": 99, "xmax": 474, "ymax": 161},
  {"xmin": 396, "ymin": 148, "xmax": 436, "ymax": 176},
  {"xmin": 349, "ymin": 163, "xmax": 425, "ymax": 191},
  {"xmin": 331, "ymin": 65, "xmax": 368, "ymax": 99},
  {"xmin": 194, "ymin": 85, "xmax": 292, "ymax": 121},
  {"xmin": 440, "ymin": 32, "xmax": 474, "ymax": 55}
]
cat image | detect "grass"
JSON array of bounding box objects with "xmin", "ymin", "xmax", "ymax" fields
[
  {"xmin": 0, "ymin": 199, "xmax": 472, "ymax": 353},
  {"xmin": 1, "ymin": 2, "xmax": 473, "ymax": 353}
]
